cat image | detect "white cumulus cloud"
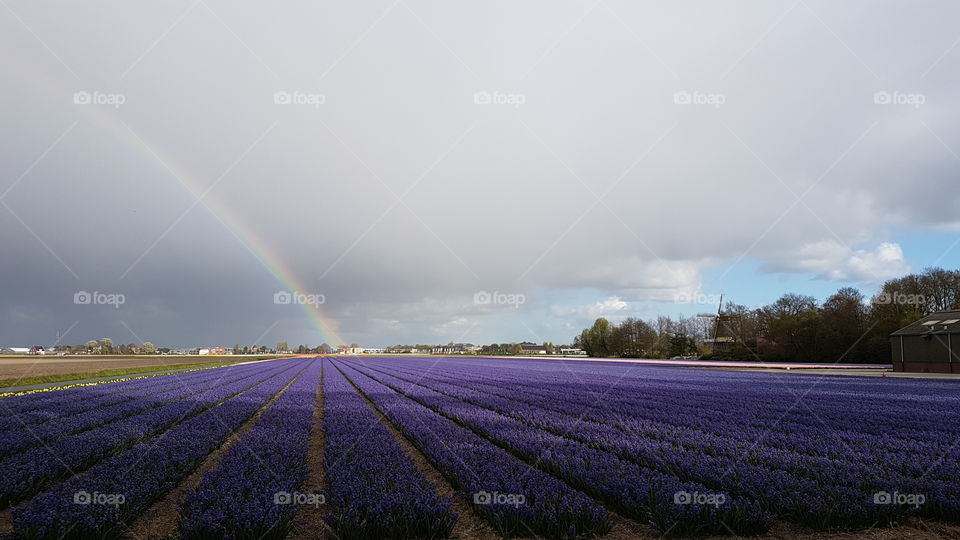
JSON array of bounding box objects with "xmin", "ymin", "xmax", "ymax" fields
[
  {"xmin": 551, "ymin": 297, "xmax": 629, "ymax": 320},
  {"xmin": 764, "ymin": 241, "xmax": 911, "ymax": 283}
]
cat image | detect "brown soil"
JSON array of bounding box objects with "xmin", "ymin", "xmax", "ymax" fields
[
  {"xmin": 504, "ymin": 513, "xmax": 960, "ymax": 540},
  {"xmin": 122, "ymin": 365, "xmax": 306, "ymax": 539},
  {"xmin": 518, "ymin": 518, "xmax": 960, "ymax": 540},
  {"xmin": 287, "ymin": 360, "xmax": 336, "ymax": 540},
  {"xmin": 592, "ymin": 512, "xmax": 660, "ymax": 540},
  {"xmin": 334, "ymin": 361, "xmax": 497, "ymax": 540},
  {"xmin": 754, "ymin": 521, "xmax": 960, "ymax": 540}
]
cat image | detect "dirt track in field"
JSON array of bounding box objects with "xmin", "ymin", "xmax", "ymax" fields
[
  {"xmin": 557, "ymin": 520, "xmax": 960, "ymax": 540},
  {"xmin": 288, "ymin": 360, "xmax": 334, "ymax": 540},
  {"xmin": 731, "ymin": 521, "xmax": 960, "ymax": 540}
]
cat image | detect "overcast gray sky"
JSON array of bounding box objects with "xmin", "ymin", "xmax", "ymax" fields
[{"xmin": 2, "ymin": 1, "xmax": 960, "ymax": 348}]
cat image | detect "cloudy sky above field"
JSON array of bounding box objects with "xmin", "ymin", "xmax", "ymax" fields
[{"xmin": 2, "ymin": 1, "xmax": 960, "ymax": 348}]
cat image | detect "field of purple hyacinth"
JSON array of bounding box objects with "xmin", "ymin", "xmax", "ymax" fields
[{"xmin": 1, "ymin": 355, "xmax": 958, "ymax": 539}]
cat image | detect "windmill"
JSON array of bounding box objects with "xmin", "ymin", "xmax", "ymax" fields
[{"xmin": 697, "ymin": 294, "xmax": 737, "ymax": 352}]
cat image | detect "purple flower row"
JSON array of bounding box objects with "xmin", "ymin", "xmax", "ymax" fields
[
  {"xmin": 0, "ymin": 364, "xmax": 275, "ymax": 459},
  {"xmin": 178, "ymin": 359, "xmax": 322, "ymax": 539},
  {"xmin": 342, "ymin": 360, "xmax": 772, "ymax": 537},
  {"xmin": 535, "ymin": 361, "xmax": 960, "ymax": 438},
  {"xmin": 0, "ymin": 363, "xmax": 237, "ymax": 418},
  {"xmin": 0, "ymin": 360, "xmax": 298, "ymax": 509},
  {"xmin": 388, "ymin": 360, "xmax": 960, "ymax": 497},
  {"xmin": 322, "ymin": 360, "xmax": 455, "ymax": 540},
  {"xmin": 353, "ymin": 360, "xmax": 902, "ymax": 529},
  {"xmin": 385, "ymin": 359, "xmax": 960, "ymax": 445},
  {"xmin": 10, "ymin": 358, "xmax": 311, "ymax": 540},
  {"xmin": 334, "ymin": 360, "xmax": 610, "ymax": 539},
  {"xmin": 0, "ymin": 368, "xmax": 225, "ymax": 430},
  {"xmin": 352, "ymin": 357, "xmax": 960, "ymax": 530},
  {"xmin": 372, "ymin": 359, "xmax": 960, "ymax": 483}
]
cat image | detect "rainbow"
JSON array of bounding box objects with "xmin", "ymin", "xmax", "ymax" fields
[
  {"xmin": 104, "ymin": 113, "xmax": 343, "ymax": 346},
  {"xmin": 12, "ymin": 59, "xmax": 343, "ymax": 346}
]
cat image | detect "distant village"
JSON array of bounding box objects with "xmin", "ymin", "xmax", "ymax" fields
[{"xmin": 0, "ymin": 339, "xmax": 586, "ymax": 357}]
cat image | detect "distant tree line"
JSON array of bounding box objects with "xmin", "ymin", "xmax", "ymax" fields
[
  {"xmin": 573, "ymin": 267, "xmax": 960, "ymax": 363},
  {"xmin": 480, "ymin": 343, "xmax": 557, "ymax": 355},
  {"xmin": 574, "ymin": 317, "xmax": 702, "ymax": 359}
]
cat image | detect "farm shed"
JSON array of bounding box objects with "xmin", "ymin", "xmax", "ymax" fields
[{"xmin": 890, "ymin": 310, "xmax": 960, "ymax": 372}]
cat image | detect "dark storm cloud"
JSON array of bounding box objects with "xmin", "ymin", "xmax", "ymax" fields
[{"xmin": 2, "ymin": 1, "xmax": 960, "ymax": 347}]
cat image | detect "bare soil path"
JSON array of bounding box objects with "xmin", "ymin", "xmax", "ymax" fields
[{"xmin": 288, "ymin": 360, "xmax": 336, "ymax": 540}]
